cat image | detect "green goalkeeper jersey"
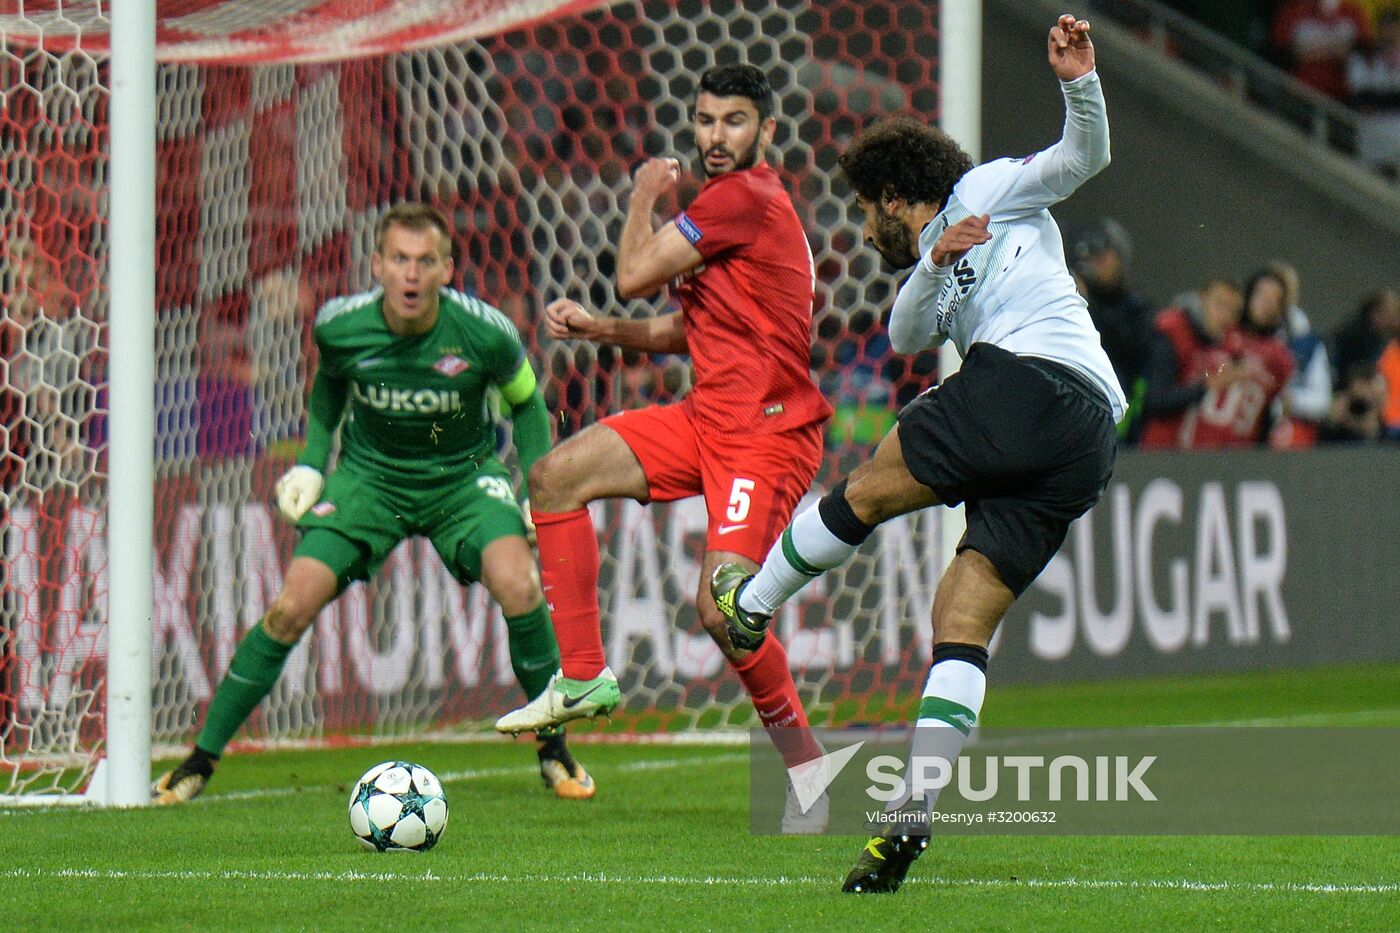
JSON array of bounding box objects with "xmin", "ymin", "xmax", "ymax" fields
[{"xmin": 299, "ymin": 286, "xmax": 534, "ymax": 485}]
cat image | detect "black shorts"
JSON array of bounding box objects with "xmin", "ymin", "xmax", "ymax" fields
[{"xmin": 896, "ymin": 342, "xmax": 1117, "ymax": 596}]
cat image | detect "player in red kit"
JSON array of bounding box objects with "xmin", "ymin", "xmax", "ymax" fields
[{"xmin": 496, "ymin": 64, "xmax": 833, "ymax": 830}]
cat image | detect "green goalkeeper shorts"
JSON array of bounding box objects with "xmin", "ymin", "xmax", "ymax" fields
[{"xmin": 293, "ymin": 458, "xmax": 527, "ymax": 592}]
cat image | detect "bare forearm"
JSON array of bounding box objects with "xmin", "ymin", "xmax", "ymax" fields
[
  {"xmin": 589, "ymin": 312, "xmax": 688, "ymax": 355},
  {"xmin": 617, "ymin": 189, "xmax": 663, "ymax": 299}
]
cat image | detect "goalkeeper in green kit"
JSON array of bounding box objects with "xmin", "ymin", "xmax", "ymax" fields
[{"xmin": 154, "ymin": 203, "xmax": 594, "ymax": 803}]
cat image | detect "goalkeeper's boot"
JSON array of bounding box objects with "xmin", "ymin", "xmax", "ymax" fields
[
  {"xmin": 152, "ymin": 747, "xmax": 217, "ymax": 805},
  {"xmin": 710, "ymin": 563, "xmax": 770, "ymax": 651},
  {"xmin": 495, "ymin": 667, "xmax": 621, "ymax": 734},
  {"xmin": 536, "ymin": 730, "xmax": 596, "ymax": 800},
  {"xmin": 841, "ymin": 825, "xmax": 929, "ymax": 894}
]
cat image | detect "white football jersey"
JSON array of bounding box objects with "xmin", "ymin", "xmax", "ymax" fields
[{"xmin": 889, "ymin": 71, "xmax": 1128, "ymax": 422}]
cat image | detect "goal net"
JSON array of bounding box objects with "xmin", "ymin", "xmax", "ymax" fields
[{"xmin": 1, "ymin": 0, "xmax": 948, "ymax": 799}]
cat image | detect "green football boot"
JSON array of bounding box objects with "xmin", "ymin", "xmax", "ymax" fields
[
  {"xmin": 495, "ymin": 668, "xmax": 621, "ymax": 734},
  {"xmin": 710, "ymin": 562, "xmax": 770, "ymax": 651}
]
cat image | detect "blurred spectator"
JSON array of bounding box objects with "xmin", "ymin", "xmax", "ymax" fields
[
  {"xmin": 196, "ymin": 313, "xmax": 253, "ymax": 459},
  {"xmin": 5, "ymin": 240, "xmax": 98, "ymax": 494},
  {"xmin": 1140, "ymin": 278, "xmax": 1296, "ymax": 449},
  {"xmin": 1166, "ymin": 0, "xmax": 1279, "ymax": 55},
  {"xmin": 1272, "ymin": 0, "xmax": 1375, "ymax": 100},
  {"xmin": 1332, "ymin": 287, "xmax": 1400, "ymax": 385},
  {"xmin": 2, "ymin": 238, "xmax": 99, "ymax": 652},
  {"xmin": 248, "ymin": 268, "xmax": 313, "ymax": 460},
  {"xmin": 1242, "ymin": 263, "xmax": 1333, "ymax": 447},
  {"xmin": 1349, "ymin": 8, "xmax": 1400, "ymax": 102},
  {"xmin": 1349, "ymin": 9, "xmax": 1400, "ymax": 171},
  {"xmin": 0, "ymin": 297, "xmax": 24, "ymax": 499},
  {"xmin": 824, "ymin": 367, "xmax": 895, "ymax": 448},
  {"xmin": 1355, "ymin": 0, "xmax": 1400, "ymax": 31},
  {"xmin": 1378, "ymin": 331, "xmax": 1400, "ymax": 434},
  {"xmin": 1320, "ymin": 360, "xmax": 1389, "ymax": 440},
  {"xmin": 1069, "ymin": 218, "xmax": 1152, "ymax": 442},
  {"xmin": 822, "ymin": 308, "xmax": 897, "ymax": 450}
]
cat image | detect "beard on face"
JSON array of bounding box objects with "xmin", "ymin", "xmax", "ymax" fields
[
  {"xmin": 697, "ymin": 132, "xmax": 764, "ymax": 178},
  {"xmin": 870, "ymin": 208, "xmax": 919, "ymax": 270}
]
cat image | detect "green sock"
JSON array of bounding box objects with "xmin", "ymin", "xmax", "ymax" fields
[
  {"xmin": 505, "ymin": 600, "xmax": 561, "ymax": 702},
  {"xmin": 195, "ymin": 622, "xmax": 295, "ymax": 756}
]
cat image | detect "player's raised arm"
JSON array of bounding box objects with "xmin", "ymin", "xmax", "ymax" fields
[
  {"xmin": 957, "ymin": 15, "xmax": 1109, "ymax": 218},
  {"xmin": 1038, "ymin": 15, "xmax": 1110, "ymax": 194},
  {"xmin": 616, "ymin": 158, "xmax": 704, "ymax": 299}
]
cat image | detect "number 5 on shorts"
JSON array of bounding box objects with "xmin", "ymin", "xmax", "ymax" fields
[{"xmin": 726, "ymin": 478, "xmax": 755, "ymax": 522}]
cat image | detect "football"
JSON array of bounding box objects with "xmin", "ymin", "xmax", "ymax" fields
[{"xmin": 347, "ymin": 760, "xmax": 449, "ymax": 852}]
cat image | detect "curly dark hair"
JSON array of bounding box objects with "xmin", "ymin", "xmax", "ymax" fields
[
  {"xmin": 698, "ymin": 63, "xmax": 774, "ymax": 122},
  {"xmin": 838, "ymin": 116, "xmax": 973, "ymax": 208}
]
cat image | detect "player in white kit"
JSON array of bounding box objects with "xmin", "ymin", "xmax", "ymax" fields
[{"xmin": 709, "ymin": 15, "xmax": 1123, "ymax": 893}]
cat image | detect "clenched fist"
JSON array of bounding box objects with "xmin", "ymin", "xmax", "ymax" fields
[
  {"xmin": 545, "ymin": 298, "xmax": 598, "ymax": 342},
  {"xmin": 632, "ymin": 157, "xmax": 681, "ymax": 201}
]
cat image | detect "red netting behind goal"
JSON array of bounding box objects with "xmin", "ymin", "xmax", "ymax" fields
[{"xmin": 1, "ymin": 0, "xmax": 947, "ymax": 791}]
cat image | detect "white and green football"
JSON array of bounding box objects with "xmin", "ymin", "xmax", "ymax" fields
[{"xmin": 348, "ymin": 760, "xmax": 448, "ymax": 852}]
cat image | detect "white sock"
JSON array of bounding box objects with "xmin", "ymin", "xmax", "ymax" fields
[
  {"xmin": 919, "ymin": 659, "xmax": 987, "ymax": 728},
  {"xmin": 899, "ymin": 659, "xmax": 987, "ymax": 817},
  {"xmin": 741, "ymin": 504, "xmax": 857, "ymax": 615}
]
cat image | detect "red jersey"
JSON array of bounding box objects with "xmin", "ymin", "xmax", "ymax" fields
[
  {"xmin": 1270, "ymin": 0, "xmax": 1373, "ymax": 99},
  {"xmin": 672, "ymin": 163, "xmax": 832, "ymax": 435},
  {"xmin": 1140, "ymin": 308, "xmax": 1296, "ymax": 449}
]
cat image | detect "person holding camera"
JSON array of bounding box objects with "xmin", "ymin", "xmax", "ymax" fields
[{"xmin": 1322, "ymin": 361, "xmax": 1389, "ymax": 442}]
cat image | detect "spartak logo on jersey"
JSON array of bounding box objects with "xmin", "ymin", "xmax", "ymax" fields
[{"xmin": 433, "ymin": 355, "xmax": 470, "ymax": 377}]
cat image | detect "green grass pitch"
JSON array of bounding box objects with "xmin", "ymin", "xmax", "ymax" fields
[{"xmin": 4, "ymin": 662, "xmax": 1398, "ymax": 931}]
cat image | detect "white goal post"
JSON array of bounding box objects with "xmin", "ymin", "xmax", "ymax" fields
[
  {"xmin": 938, "ymin": 0, "xmax": 980, "ymax": 575},
  {"xmin": 0, "ymin": 0, "xmax": 155, "ymax": 808},
  {"xmin": 104, "ymin": 0, "xmax": 158, "ymax": 808}
]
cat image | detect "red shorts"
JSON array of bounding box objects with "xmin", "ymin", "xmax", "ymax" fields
[{"xmin": 602, "ymin": 401, "xmax": 824, "ymax": 562}]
